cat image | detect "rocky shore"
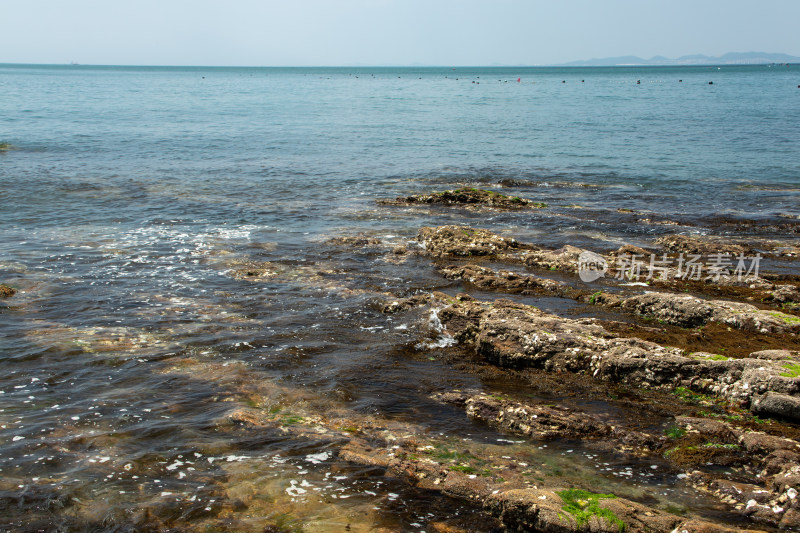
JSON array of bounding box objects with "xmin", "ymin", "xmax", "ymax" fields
[
  {"xmin": 351, "ymin": 199, "xmax": 800, "ymax": 531},
  {"xmin": 7, "ymin": 185, "xmax": 797, "ymax": 532}
]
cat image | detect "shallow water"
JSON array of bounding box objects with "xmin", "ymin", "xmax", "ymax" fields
[{"xmin": 1, "ymin": 63, "xmax": 798, "ymax": 530}]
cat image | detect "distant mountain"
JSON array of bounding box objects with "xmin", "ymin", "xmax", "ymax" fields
[{"xmin": 559, "ymin": 52, "xmax": 800, "ymax": 66}]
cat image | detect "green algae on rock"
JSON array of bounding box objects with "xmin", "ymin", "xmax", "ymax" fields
[{"xmin": 556, "ymin": 488, "xmax": 625, "ymax": 532}]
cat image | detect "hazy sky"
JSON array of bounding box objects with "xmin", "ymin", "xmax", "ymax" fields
[{"xmin": 2, "ymin": 0, "xmax": 799, "ymax": 66}]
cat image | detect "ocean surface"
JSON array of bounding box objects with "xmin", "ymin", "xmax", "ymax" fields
[{"xmin": 1, "ymin": 63, "xmax": 799, "ymax": 531}]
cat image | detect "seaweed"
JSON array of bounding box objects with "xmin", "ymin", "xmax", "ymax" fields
[{"xmin": 555, "ymin": 488, "xmax": 625, "ymax": 532}]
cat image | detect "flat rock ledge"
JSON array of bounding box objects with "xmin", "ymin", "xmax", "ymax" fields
[
  {"xmin": 393, "ymin": 294, "xmax": 800, "ymax": 422},
  {"xmin": 437, "ymin": 260, "xmax": 800, "ymax": 332},
  {"xmin": 338, "ymin": 440, "xmax": 766, "ymax": 533},
  {"xmin": 619, "ymin": 292, "xmax": 800, "ymax": 333},
  {"xmin": 439, "ymin": 263, "xmax": 573, "ymax": 297},
  {"xmin": 417, "ymin": 226, "xmax": 800, "ymax": 301},
  {"xmin": 435, "ymin": 391, "xmax": 661, "ymax": 454},
  {"xmin": 432, "ymin": 390, "xmax": 800, "ymax": 529}
]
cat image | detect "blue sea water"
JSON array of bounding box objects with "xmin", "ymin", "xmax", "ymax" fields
[
  {"xmin": 0, "ymin": 64, "xmax": 798, "ymax": 530},
  {"xmin": 2, "ymin": 64, "xmax": 799, "ymax": 229}
]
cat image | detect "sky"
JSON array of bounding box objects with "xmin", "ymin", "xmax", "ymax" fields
[{"xmin": 2, "ymin": 0, "xmax": 799, "ymax": 66}]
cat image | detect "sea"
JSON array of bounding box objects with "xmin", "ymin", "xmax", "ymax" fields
[{"xmin": 0, "ymin": 63, "xmax": 798, "ymax": 531}]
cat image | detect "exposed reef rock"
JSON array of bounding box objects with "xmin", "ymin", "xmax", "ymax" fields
[
  {"xmin": 438, "ymin": 263, "xmax": 572, "ymax": 297},
  {"xmin": 655, "ymin": 234, "xmax": 754, "ymax": 256},
  {"xmin": 619, "ymin": 292, "xmax": 800, "ymax": 333},
  {"xmin": 379, "ymin": 188, "xmax": 546, "ymax": 210},
  {"xmin": 417, "ymin": 225, "xmax": 525, "ymax": 258},
  {"xmin": 390, "ymin": 295, "xmax": 800, "ymax": 422}
]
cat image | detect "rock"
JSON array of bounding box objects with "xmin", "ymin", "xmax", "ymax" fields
[
  {"xmin": 417, "ymin": 226, "xmax": 522, "ymax": 258},
  {"xmin": 761, "ymin": 449, "xmax": 800, "ymax": 476},
  {"xmin": 771, "ymin": 284, "xmax": 800, "ymax": 304},
  {"xmin": 436, "ymin": 391, "xmax": 614, "ymax": 440},
  {"xmin": 751, "ymin": 350, "xmax": 800, "ymax": 361},
  {"xmin": 610, "ymin": 244, "xmax": 652, "ymax": 258},
  {"xmin": 772, "ymin": 465, "xmax": 800, "ymax": 494},
  {"xmin": 0, "ymin": 284, "xmax": 16, "ymax": 298},
  {"xmin": 522, "ymin": 244, "xmax": 588, "ymax": 273},
  {"xmin": 338, "ymin": 441, "xmax": 392, "ymax": 468},
  {"xmin": 675, "ymin": 416, "xmax": 739, "ymax": 442},
  {"xmin": 780, "ymin": 507, "xmax": 800, "ymax": 530},
  {"xmin": 739, "ymin": 431, "xmax": 800, "ymax": 456},
  {"xmin": 620, "ymin": 292, "xmax": 714, "ymax": 328},
  {"xmin": 483, "ymin": 488, "xmax": 760, "ymax": 533},
  {"xmin": 751, "ymin": 392, "xmax": 800, "ymax": 422},
  {"xmin": 388, "ymin": 292, "xmax": 799, "ymax": 424},
  {"xmin": 326, "ymin": 234, "xmax": 382, "ymax": 246},
  {"xmin": 619, "ymin": 292, "xmax": 800, "ymax": 333},
  {"xmin": 382, "ymin": 293, "xmax": 436, "ymax": 314},
  {"xmin": 432, "ymin": 296, "xmax": 799, "ymax": 416},
  {"xmin": 379, "ymin": 188, "xmax": 544, "ymax": 210},
  {"xmin": 655, "ymin": 235, "xmax": 753, "ymax": 256},
  {"xmin": 439, "ymin": 264, "xmax": 571, "ymax": 296}
]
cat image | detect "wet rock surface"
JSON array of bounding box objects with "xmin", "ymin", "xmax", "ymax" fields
[
  {"xmin": 669, "ymin": 416, "xmax": 800, "ymax": 529},
  {"xmin": 337, "ymin": 435, "xmax": 769, "ymax": 532},
  {"xmin": 374, "ymin": 223, "xmax": 800, "ymax": 529},
  {"xmin": 485, "ymin": 488, "xmax": 765, "ymax": 533},
  {"xmin": 5, "ymin": 209, "xmax": 796, "ymax": 532},
  {"xmin": 436, "ymin": 391, "xmax": 616, "ymax": 441},
  {"xmin": 417, "ymin": 225, "xmax": 525, "ymax": 258},
  {"xmin": 656, "ymin": 234, "xmax": 754, "ymax": 256},
  {"xmin": 388, "ymin": 293, "xmax": 800, "ymax": 423},
  {"xmin": 619, "ymin": 292, "xmax": 800, "ymax": 333},
  {"xmin": 379, "ymin": 188, "xmax": 546, "ymax": 210},
  {"xmin": 325, "ymin": 234, "xmax": 383, "ymax": 247},
  {"xmin": 438, "ymin": 263, "xmax": 573, "ymax": 297},
  {"xmin": 0, "ymin": 284, "xmax": 15, "ymax": 297}
]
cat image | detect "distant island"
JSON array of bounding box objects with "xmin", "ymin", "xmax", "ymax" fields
[{"xmin": 558, "ymin": 51, "xmax": 800, "ymax": 67}]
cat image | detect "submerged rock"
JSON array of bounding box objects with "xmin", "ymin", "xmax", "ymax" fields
[
  {"xmin": 326, "ymin": 234, "xmax": 382, "ymax": 247},
  {"xmin": 436, "ymin": 391, "xmax": 615, "ymax": 440},
  {"xmin": 338, "ymin": 440, "xmax": 765, "ymax": 532},
  {"xmin": 0, "ymin": 284, "xmax": 16, "ymax": 297},
  {"xmin": 484, "ymin": 488, "xmax": 763, "ymax": 533}
]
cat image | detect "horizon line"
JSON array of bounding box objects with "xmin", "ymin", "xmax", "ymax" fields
[{"xmin": 2, "ymin": 61, "xmax": 798, "ymax": 69}]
